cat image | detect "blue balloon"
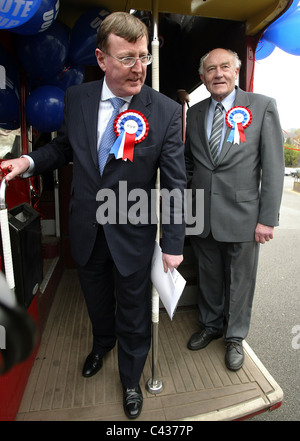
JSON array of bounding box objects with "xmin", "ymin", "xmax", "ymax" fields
[
  {"xmin": 0, "ymin": 45, "xmax": 20, "ymax": 128},
  {"xmin": 287, "ymin": 0, "xmax": 300, "ymax": 13},
  {"xmin": 17, "ymin": 21, "xmax": 69, "ymax": 80},
  {"xmin": 11, "ymin": 0, "xmax": 59, "ymax": 35},
  {"xmin": 0, "ymin": 119, "xmax": 20, "ymax": 130},
  {"xmin": 45, "ymin": 64, "xmax": 85, "ymax": 91},
  {"xmin": 25, "ymin": 86, "xmax": 65, "ymax": 132},
  {"xmin": 255, "ymin": 38, "xmax": 275, "ymax": 60},
  {"xmin": 264, "ymin": 7, "xmax": 300, "ymax": 55},
  {"xmin": 0, "ymin": 0, "xmax": 42, "ymax": 30},
  {"xmin": 69, "ymin": 8, "xmax": 110, "ymax": 66}
]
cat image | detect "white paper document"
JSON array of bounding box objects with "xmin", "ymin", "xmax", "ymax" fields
[{"xmin": 151, "ymin": 241, "xmax": 186, "ymax": 319}]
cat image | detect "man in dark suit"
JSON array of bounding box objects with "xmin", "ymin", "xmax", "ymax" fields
[
  {"xmin": 185, "ymin": 48, "xmax": 284, "ymax": 371},
  {"xmin": 2, "ymin": 12, "xmax": 186, "ymax": 419}
]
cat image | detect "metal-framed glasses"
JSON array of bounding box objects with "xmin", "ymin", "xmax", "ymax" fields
[{"xmin": 107, "ymin": 53, "xmax": 152, "ymax": 67}]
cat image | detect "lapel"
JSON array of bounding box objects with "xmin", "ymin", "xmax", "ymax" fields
[
  {"xmin": 81, "ymin": 80, "xmax": 103, "ymax": 169},
  {"xmin": 128, "ymin": 85, "xmax": 152, "ymax": 120},
  {"xmin": 197, "ymin": 98, "xmax": 210, "ymax": 146},
  {"xmin": 218, "ymin": 87, "xmax": 251, "ymax": 164},
  {"xmin": 195, "ymin": 98, "xmax": 212, "ymax": 163},
  {"xmin": 194, "ymin": 98, "xmax": 220, "ymax": 169}
]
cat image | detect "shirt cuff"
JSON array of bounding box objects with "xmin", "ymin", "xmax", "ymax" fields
[{"xmin": 20, "ymin": 155, "xmax": 35, "ymax": 178}]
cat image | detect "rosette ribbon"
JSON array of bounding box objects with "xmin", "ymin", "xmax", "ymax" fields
[
  {"xmin": 110, "ymin": 110, "xmax": 149, "ymax": 162},
  {"xmin": 225, "ymin": 106, "xmax": 252, "ymax": 144}
]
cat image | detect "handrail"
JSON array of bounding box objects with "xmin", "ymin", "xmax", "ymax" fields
[
  {"xmin": 0, "ymin": 177, "xmax": 7, "ymax": 209},
  {"xmin": 0, "ymin": 178, "xmax": 16, "ymax": 298},
  {"xmin": 146, "ymin": 0, "xmax": 163, "ymax": 396}
]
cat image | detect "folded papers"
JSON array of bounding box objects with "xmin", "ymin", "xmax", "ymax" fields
[{"xmin": 151, "ymin": 241, "xmax": 186, "ymax": 319}]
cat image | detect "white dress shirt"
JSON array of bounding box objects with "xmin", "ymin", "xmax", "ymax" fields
[{"xmin": 97, "ymin": 78, "xmax": 132, "ymax": 149}]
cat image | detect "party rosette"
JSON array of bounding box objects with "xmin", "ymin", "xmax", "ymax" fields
[
  {"xmin": 225, "ymin": 106, "xmax": 252, "ymax": 144},
  {"xmin": 110, "ymin": 110, "xmax": 149, "ymax": 162}
]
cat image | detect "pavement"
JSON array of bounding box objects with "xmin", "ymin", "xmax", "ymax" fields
[{"xmin": 247, "ymin": 176, "xmax": 300, "ymax": 421}]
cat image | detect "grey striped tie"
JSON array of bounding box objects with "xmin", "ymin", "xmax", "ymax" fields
[{"xmin": 209, "ymin": 102, "xmax": 224, "ymax": 163}]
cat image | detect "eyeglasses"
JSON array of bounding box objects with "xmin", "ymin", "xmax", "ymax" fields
[{"xmin": 106, "ymin": 52, "xmax": 152, "ymax": 67}]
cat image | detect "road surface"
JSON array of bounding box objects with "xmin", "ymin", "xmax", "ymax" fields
[{"xmin": 247, "ymin": 176, "xmax": 300, "ymax": 421}]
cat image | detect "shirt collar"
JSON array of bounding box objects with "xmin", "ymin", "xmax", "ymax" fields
[
  {"xmin": 211, "ymin": 88, "xmax": 237, "ymax": 112},
  {"xmin": 101, "ymin": 77, "xmax": 132, "ymax": 105}
]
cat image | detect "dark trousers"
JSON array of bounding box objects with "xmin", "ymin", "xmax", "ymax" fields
[
  {"xmin": 191, "ymin": 233, "xmax": 260, "ymax": 342},
  {"xmin": 77, "ymin": 226, "xmax": 152, "ymax": 388}
]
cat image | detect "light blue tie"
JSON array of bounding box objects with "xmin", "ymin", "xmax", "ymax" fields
[
  {"xmin": 209, "ymin": 102, "xmax": 224, "ymax": 163},
  {"xmin": 98, "ymin": 97, "xmax": 125, "ymax": 175}
]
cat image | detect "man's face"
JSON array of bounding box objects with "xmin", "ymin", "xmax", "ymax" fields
[
  {"xmin": 95, "ymin": 33, "xmax": 148, "ymax": 97},
  {"xmin": 200, "ymin": 49, "xmax": 239, "ymax": 102}
]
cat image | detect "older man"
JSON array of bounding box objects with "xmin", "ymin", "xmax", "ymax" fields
[
  {"xmin": 185, "ymin": 48, "xmax": 284, "ymax": 370},
  {"xmin": 1, "ymin": 12, "xmax": 186, "ymax": 419}
]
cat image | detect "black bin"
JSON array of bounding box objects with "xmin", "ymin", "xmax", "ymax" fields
[{"xmin": 4, "ymin": 203, "xmax": 43, "ymax": 309}]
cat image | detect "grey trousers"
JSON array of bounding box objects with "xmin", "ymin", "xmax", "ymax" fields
[{"xmin": 190, "ymin": 233, "xmax": 260, "ymax": 342}]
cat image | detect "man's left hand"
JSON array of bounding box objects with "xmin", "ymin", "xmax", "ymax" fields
[
  {"xmin": 162, "ymin": 253, "xmax": 183, "ymax": 273},
  {"xmin": 255, "ymin": 223, "xmax": 274, "ymax": 244}
]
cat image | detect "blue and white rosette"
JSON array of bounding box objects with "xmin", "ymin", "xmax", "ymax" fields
[
  {"xmin": 225, "ymin": 106, "xmax": 252, "ymax": 144},
  {"xmin": 110, "ymin": 110, "xmax": 149, "ymax": 162}
]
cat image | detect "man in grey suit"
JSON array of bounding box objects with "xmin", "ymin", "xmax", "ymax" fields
[
  {"xmin": 185, "ymin": 48, "xmax": 284, "ymax": 370},
  {"xmin": 1, "ymin": 12, "xmax": 186, "ymax": 418}
]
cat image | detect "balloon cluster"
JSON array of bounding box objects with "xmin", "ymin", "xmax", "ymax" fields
[
  {"xmin": 0, "ymin": 2, "xmax": 110, "ymax": 132},
  {"xmin": 256, "ymin": 0, "xmax": 300, "ymax": 60}
]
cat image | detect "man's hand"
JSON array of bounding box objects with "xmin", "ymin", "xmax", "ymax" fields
[
  {"xmin": 255, "ymin": 223, "xmax": 274, "ymax": 244},
  {"xmin": 162, "ymin": 253, "xmax": 183, "ymax": 273},
  {"xmin": 0, "ymin": 157, "xmax": 30, "ymax": 181},
  {"xmin": 177, "ymin": 89, "xmax": 190, "ymax": 105}
]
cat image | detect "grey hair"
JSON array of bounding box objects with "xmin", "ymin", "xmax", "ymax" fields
[{"xmin": 199, "ymin": 49, "xmax": 242, "ymax": 76}]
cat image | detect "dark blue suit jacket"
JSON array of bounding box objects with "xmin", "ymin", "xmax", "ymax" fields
[{"xmin": 29, "ymin": 80, "xmax": 186, "ymax": 276}]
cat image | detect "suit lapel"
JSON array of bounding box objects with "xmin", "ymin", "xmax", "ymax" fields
[
  {"xmin": 196, "ymin": 98, "xmax": 218, "ymax": 168},
  {"xmin": 197, "ymin": 100, "xmax": 210, "ymax": 147},
  {"xmin": 218, "ymin": 87, "xmax": 251, "ymax": 164},
  {"xmin": 81, "ymin": 80, "xmax": 103, "ymax": 168},
  {"xmin": 129, "ymin": 86, "xmax": 151, "ymax": 119}
]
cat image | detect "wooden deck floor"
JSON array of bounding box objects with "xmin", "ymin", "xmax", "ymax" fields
[{"xmin": 16, "ymin": 269, "xmax": 283, "ymax": 421}]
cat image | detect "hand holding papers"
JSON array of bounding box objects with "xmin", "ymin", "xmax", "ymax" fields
[{"xmin": 151, "ymin": 242, "xmax": 186, "ymax": 319}]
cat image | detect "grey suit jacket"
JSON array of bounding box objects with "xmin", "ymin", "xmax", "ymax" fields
[
  {"xmin": 28, "ymin": 81, "xmax": 186, "ymax": 275},
  {"xmin": 185, "ymin": 87, "xmax": 284, "ymax": 242}
]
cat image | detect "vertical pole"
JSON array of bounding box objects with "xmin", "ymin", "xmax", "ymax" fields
[
  {"xmin": 146, "ymin": 0, "xmax": 163, "ymax": 395},
  {"xmin": 51, "ymin": 132, "xmax": 60, "ymax": 239},
  {"xmin": 151, "ymin": 1, "xmax": 160, "ymax": 93},
  {"xmin": 0, "ymin": 179, "xmax": 16, "ymax": 303}
]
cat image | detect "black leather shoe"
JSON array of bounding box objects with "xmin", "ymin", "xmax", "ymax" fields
[
  {"xmin": 82, "ymin": 352, "xmax": 103, "ymax": 377},
  {"xmin": 225, "ymin": 342, "xmax": 244, "ymax": 371},
  {"xmin": 123, "ymin": 385, "xmax": 143, "ymax": 419},
  {"xmin": 187, "ymin": 329, "xmax": 222, "ymax": 350}
]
